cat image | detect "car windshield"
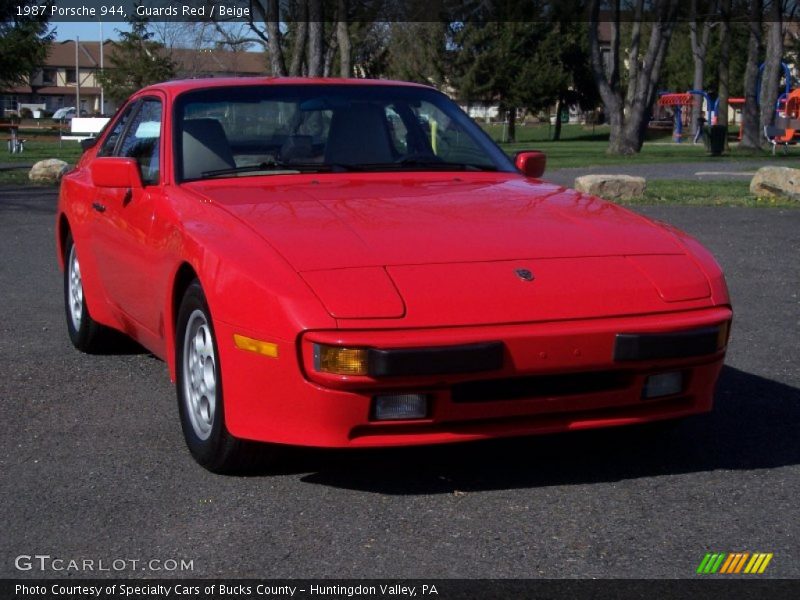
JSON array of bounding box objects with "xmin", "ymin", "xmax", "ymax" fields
[{"xmin": 174, "ymin": 84, "xmax": 515, "ymax": 181}]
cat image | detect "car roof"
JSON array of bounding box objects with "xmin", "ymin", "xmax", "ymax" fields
[{"xmin": 141, "ymin": 77, "xmax": 435, "ymax": 96}]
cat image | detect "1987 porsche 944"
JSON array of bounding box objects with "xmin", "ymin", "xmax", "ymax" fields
[{"xmin": 56, "ymin": 78, "xmax": 732, "ymax": 472}]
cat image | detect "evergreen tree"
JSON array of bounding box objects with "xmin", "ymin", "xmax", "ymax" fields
[
  {"xmin": 452, "ymin": 21, "xmax": 556, "ymax": 142},
  {"xmin": 451, "ymin": 15, "xmax": 595, "ymax": 143},
  {"xmin": 98, "ymin": 14, "xmax": 175, "ymax": 104},
  {"xmin": 0, "ymin": 0, "xmax": 53, "ymax": 89}
]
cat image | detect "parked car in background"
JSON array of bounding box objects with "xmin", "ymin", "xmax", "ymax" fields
[
  {"xmin": 56, "ymin": 78, "xmax": 732, "ymax": 473},
  {"xmin": 52, "ymin": 107, "xmax": 87, "ymax": 121}
]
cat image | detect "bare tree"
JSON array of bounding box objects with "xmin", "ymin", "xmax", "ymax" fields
[
  {"xmin": 336, "ymin": 0, "xmax": 351, "ymax": 77},
  {"xmin": 740, "ymin": 0, "xmax": 764, "ymax": 149},
  {"xmin": 689, "ymin": 0, "xmax": 717, "ymax": 136},
  {"xmin": 760, "ymin": 0, "xmax": 784, "ymax": 136},
  {"xmin": 219, "ymin": 0, "xmax": 351, "ymax": 78},
  {"xmin": 285, "ymin": 1, "xmax": 306, "ymax": 76},
  {"xmin": 717, "ymin": 0, "xmax": 732, "ymax": 129},
  {"xmin": 265, "ymin": 0, "xmax": 287, "ymax": 76},
  {"xmin": 307, "ymin": 0, "xmax": 323, "ymax": 77},
  {"xmin": 589, "ymin": 0, "xmax": 681, "ymax": 154}
]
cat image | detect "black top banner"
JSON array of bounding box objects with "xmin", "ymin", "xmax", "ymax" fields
[{"xmin": 7, "ymin": 0, "xmax": 797, "ymax": 23}]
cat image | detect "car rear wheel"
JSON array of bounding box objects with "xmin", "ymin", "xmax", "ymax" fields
[
  {"xmin": 176, "ymin": 280, "xmax": 250, "ymax": 473},
  {"xmin": 63, "ymin": 233, "xmax": 106, "ymax": 352}
]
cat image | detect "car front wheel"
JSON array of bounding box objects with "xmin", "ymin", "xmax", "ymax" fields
[
  {"xmin": 176, "ymin": 280, "xmax": 248, "ymax": 473},
  {"xmin": 63, "ymin": 233, "xmax": 106, "ymax": 352}
]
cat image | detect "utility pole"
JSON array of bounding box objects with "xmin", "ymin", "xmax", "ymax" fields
[
  {"xmin": 99, "ymin": 23, "xmax": 104, "ymax": 115},
  {"xmin": 75, "ymin": 36, "xmax": 80, "ymax": 113}
]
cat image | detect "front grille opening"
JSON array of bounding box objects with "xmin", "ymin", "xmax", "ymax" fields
[{"xmin": 451, "ymin": 370, "xmax": 631, "ymax": 403}]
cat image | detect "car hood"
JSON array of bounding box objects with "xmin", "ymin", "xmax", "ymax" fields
[
  {"xmin": 187, "ymin": 173, "xmax": 684, "ymax": 270},
  {"xmin": 186, "ymin": 174, "xmax": 713, "ymax": 324}
]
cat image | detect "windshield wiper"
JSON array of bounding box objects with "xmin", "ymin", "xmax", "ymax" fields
[
  {"xmin": 200, "ymin": 160, "xmax": 361, "ymax": 178},
  {"xmin": 357, "ymin": 158, "xmax": 499, "ymax": 172},
  {"xmin": 200, "ymin": 158, "xmax": 496, "ymax": 179}
]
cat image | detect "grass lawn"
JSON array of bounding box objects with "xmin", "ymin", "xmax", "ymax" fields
[
  {"xmin": 0, "ymin": 170, "xmax": 34, "ymax": 186},
  {"xmin": 633, "ymin": 179, "xmax": 796, "ymax": 208},
  {"xmin": 2, "ymin": 139, "xmax": 83, "ymax": 165},
  {"xmin": 0, "ymin": 139, "xmax": 83, "ymax": 186},
  {"xmin": 484, "ymin": 123, "xmax": 792, "ymax": 170}
]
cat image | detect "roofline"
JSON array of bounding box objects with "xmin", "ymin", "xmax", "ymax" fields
[{"xmin": 150, "ymin": 77, "xmax": 436, "ymax": 92}]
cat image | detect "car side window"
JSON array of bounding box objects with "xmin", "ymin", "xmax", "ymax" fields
[
  {"xmin": 116, "ymin": 99, "xmax": 163, "ymax": 186},
  {"xmin": 97, "ymin": 101, "xmax": 138, "ymax": 157}
]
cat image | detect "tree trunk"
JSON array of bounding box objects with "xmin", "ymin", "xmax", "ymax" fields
[
  {"xmin": 553, "ymin": 97, "xmax": 563, "ymax": 141},
  {"xmin": 760, "ymin": 4, "xmax": 783, "ymax": 135},
  {"xmin": 265, "ymin": 0, "xmax": 286, "ymax": 76},
  {"xmin": 717, "ymin": 0, "xmax": 731, "ymax": 129},
  {"xmin": 740, "ymin": 0, "xmax": 763, "ymax": 150},
  {"xmin": 506, "ymin": 107, "xmax": 516, "ymax": 143},
  {"xmin": 623, "ymin": 0, "xmax": 645, "ymax": 110},
  {"xmin": 589, "ymin": 0, "xmax": 680, "ymax": 155},
  {"xmin": 605, "ymin": 100, "xmax": 626, "ymax": 153},
  {"xmin": 307, "ymin": 0, "xmax": 324, "ymax": 77},
  {"xmin": 288, "ymin": 1, "xmax": 308, "ymax": 77},
  {"xmin": 629, "ymin": 3, "xmax": 680, "ymax": 152},
  {"xmin": 336, "ymin": 0, "xmax": 351, "ymax": 78},
  {"xmin": 323, "ymin": 26, "xmax": 338, "ymax": 77},
  {"xmin": 590, "ymin": 0, "xmax": 624, "ymax": 151},
  {"xmin": 689, "ymin": 0, "xmax": 715, "ymax": 137}
]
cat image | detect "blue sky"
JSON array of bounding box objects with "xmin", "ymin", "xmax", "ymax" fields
[{"xmin": 52, "ymin": 22, "xmax": 128, "ymax": 41}]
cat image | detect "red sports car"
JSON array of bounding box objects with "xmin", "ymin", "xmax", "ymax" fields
[{"xmin": 56, "ymin": 78, "xmax": 732, "ymax": 472}]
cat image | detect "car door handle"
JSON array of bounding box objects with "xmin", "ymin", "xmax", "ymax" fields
[{"xmin": 92, "ymin": 202, "xmax": 106, "ymax": 213}]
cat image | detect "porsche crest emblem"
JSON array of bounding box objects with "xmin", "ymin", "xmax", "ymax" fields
[{"xmin": 515, "ymin": 268, "xmax": 534, "ymax": 281}]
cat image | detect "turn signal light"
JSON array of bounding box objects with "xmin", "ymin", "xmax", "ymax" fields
[
  {"xmin": 717, "ymin": 321, "xmax": 731, "ymax": 349},
  {"xmin": 233, "ymin": 334, "xmax": 279, "ymax": 358},
  {"xmin": 313, "ymin": 344, "xmax": 369, "ymax": 375}
]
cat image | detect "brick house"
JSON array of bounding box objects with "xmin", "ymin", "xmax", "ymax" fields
[{"xmin": 1, "ymin": 40, "xmax": 267, "ymax": 117}]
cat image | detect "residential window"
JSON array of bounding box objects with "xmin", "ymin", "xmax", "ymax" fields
[
  {"xmin": 42, "ymin": 69, "xmax": 56, "ymax": 85},
  {"xmin": 65, "ymin": 70, "xmax": 77, "ymax": 84}
]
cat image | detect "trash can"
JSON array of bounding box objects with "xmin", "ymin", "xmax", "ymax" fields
[{"xmin": 706, "ymin": 125, "xmax": 727, "ymax": 156}]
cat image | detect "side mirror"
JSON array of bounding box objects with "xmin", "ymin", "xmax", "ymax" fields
[
  {"xmin": 91, "ymin": 157, "xmax": 143, "ymax": 189},
  {"xmin": 515, "ymin": 151, "xmax": 547, "ymax": 178}
]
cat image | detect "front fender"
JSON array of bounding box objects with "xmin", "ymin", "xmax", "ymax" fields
[{"xmin": 163, "ymin": 188, "xmax": 336, "ymax": 380}]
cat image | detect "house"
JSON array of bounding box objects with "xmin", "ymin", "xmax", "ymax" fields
[{"xmin": 1, "ymin": 40, "xmax": 267, "ymax": 117}]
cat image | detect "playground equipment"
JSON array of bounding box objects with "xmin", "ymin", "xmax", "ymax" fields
[
  {"xmin": 657, "ymin": 91, "xmax": 716, "ymax": 143},
  {"xmin": 764, "ymin": 87, "xmax": 800, "ymax": 153},
  {"xmin": 658, "ymin": 61, "xmax": 795, "ymax": 150},
  {"xmin": 756, "ymin": 62, "xmax": 793, "ymax": 110},
  {"xmin": 756, "ymin": 61, "xmax": 797, "ymax": 152},
  {"xmin": 658, "ymin": 91, "xmax": 749, "ymax": 144}
]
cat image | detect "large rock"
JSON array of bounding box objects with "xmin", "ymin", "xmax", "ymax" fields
[
  {"xmin": 574, "ymin": 174, "xmax": 646, "ymax": 201},
  {"xmin": 750, "ymin": 166, "xmax": 800, "ymax": 201},
  {"xmin": 29, "ymin": 159, "xmax": 69, "ymax": 184}
]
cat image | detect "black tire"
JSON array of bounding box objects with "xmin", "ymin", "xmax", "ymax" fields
[
  {"xmin": 63, "ymin": 232, "xmax": 107, "ymax": 352},
  {"xmin": 175, "ymin": 280, "xmax": 248, "ymax": 473}
]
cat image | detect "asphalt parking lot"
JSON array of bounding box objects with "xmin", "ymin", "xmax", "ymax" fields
[{"xmin": 1, "ymin": 184, "xmax": 798, "ymax": 579}]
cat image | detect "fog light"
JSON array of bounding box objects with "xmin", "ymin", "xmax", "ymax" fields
[
  {"xmin": 643, "ymin": 372, "xmax": 683, "ymax": 399},
  {"xmin": 372, "ymin": 394, "xmax": 428, "ymax": 420},
  {"xmin": 313, "ymin": 344, "xmax": 369, "ymax": 375}
]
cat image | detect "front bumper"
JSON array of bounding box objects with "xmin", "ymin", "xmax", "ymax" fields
[{"xmin": 215, "ymin": 306, "xmax": 732, "ymax": 448}]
